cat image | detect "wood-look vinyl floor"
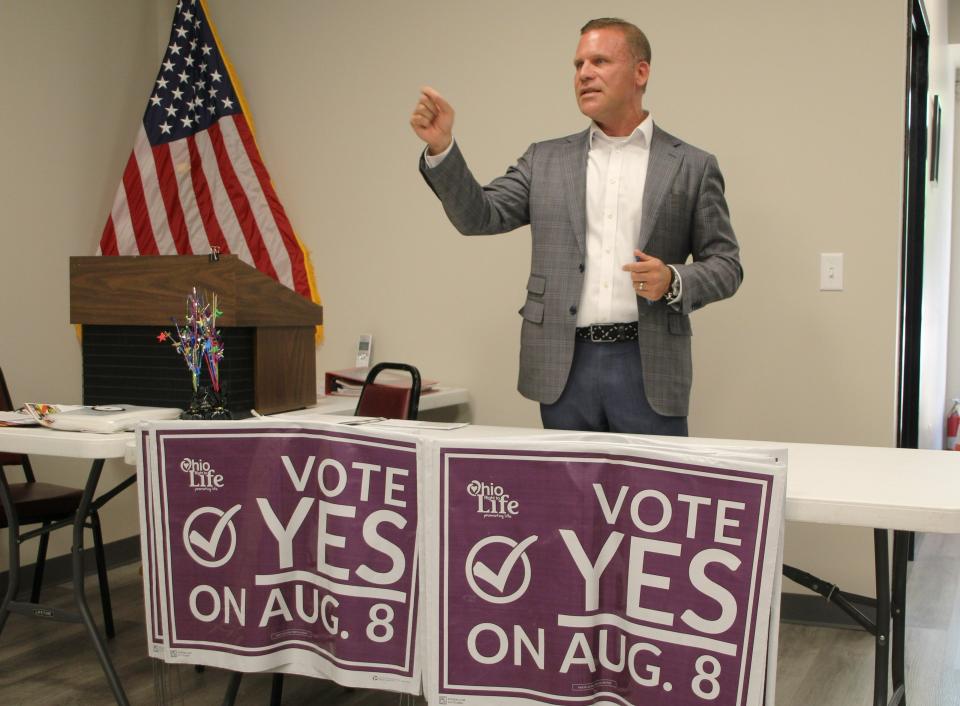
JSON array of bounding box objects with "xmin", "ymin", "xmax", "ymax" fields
[{"xmin": 1, "ymin": 532, "xmax": 959, "ymax": 705}]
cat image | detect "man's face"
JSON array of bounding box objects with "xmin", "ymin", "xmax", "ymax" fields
[{"xmin": 573, "ymin": 28, "xmax": 648, "ymax": 130}]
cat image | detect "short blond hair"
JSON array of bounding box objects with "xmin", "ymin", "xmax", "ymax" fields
[{"xmin": 580, "ymin": 18, "xmax": 651, "ymax": 64}]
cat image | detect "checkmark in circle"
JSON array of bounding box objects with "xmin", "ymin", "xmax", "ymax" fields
[
  {"xmin": 183, "ymin": 504, "xmax": 242, "ymax": 568},
  {"xmin": 465, "ymin": 535, "xmax": 538, "ymax": 604}
]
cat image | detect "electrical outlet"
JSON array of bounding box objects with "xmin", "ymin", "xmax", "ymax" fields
[{"xmin": 820, "ymin": 253, "xmax": 843, "ymax": 291}]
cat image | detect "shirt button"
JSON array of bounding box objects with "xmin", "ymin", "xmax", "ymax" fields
[
  {"xmin": 578, "ymin": 263, "xmax": 585, "ymax": 273},
  {"xmin": 569, "ymin": 305, "xmax": 577, "ymax": 315}
]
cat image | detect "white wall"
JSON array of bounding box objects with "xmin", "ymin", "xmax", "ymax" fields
[
  {"xmin": 950, "ymin": 0, "xmax": 960, "ymax": 41},
  {"xmin": 204, "ymin": 0, "xmax": 908, "ymax": 595},
  {"xmin": 0, "ymin": 1, "xmax": 162, "ymax": 569},
  {"xmin": 948, "ymin": 57, "xmax": 960, "ymax": 428},
  {"xmin": 0, "ymin": 0, "xmax": 951, "ymax": 597},
  {"xmin": 920, "ymin": 0, "xmax": 955, "ymax": 452}
]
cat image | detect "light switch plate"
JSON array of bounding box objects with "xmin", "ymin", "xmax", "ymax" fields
[{"xmin": 820, "ymin": 253, "xmax": 843, "ymax": 291}]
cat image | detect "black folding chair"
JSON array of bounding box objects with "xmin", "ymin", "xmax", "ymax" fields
[{"xmin": 0, "ymin": 366, "xmax": 114, "ymax": 639}]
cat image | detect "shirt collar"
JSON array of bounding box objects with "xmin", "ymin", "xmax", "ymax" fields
[{"xmin": 588, "ymin": 114, "xmax": 653, "ymax": 149}]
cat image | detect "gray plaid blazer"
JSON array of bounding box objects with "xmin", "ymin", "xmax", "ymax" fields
[{"xmin": 420, "ymin": 125, "xmax": 742, "ymax": 417}]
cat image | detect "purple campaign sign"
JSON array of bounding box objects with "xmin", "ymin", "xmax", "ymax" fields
[
  {"xmin": 143, "ymin": 425, "xmax": 419, "ymax": 681},
  {"xmin": 437, "ymin": 448, "xmax": 776, "ymax": 706}
]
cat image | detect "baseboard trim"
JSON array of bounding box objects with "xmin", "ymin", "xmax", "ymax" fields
[
  {"xmin": 780, "ymin": 592, "xmax": 876, "ymax": 630},
  {"xmin": 0, "ymin": 535, "xmax": 142, "ymax": 590}
]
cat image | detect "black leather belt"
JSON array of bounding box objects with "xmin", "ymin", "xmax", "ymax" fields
[{"xmin": 575, "ymin": 322, "xmax": 639, "ymax": 342}]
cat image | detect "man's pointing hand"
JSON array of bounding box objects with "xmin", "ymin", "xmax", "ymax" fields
[{"xmin": 410, "ymin": 86, "xmax": 454, "ymax": 155}]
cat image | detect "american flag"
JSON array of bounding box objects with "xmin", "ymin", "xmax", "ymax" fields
[{"xmin": 98, "ymin": 0, "xmax": 318, "ymax": 303}]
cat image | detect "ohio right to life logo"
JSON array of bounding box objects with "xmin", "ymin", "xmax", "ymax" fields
[
  {"xmin": 466, "ymin": 480, "xmax": 519, "ymax": 518},
  {"xmin": 180, "ymin": 457, "xmax": 224, "ymax": 492}
]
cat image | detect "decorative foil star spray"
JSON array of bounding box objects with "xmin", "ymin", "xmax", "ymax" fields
[{"xmin": 158, "ymin": 289, "xmax": 227, "ymax": 418}]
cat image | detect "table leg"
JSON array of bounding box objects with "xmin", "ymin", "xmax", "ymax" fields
[
  {"xmin": 72, "ymin": 459, "xmax": 130, "ymax": 706},
  {"xmin": 873, "ymin": 529, "xmax": 890, "ymax": 706},
  {"xmin": 270, "ymin": 673, "xmax": 285, "ymax": 706},
  {"xmin": 890, "ymin": 530, "xmax": 909, "ymax": 705},
  {"xmin": 29, "ymin": 527, "xmax": 50, "ymax": 603},
  {"xmin": 221, "ymin": 671, "xmax": 243, "ymax": 706},
  {"xmin": 90, "ymin": 510, "xmax": 115, "ymax": 639},
  {"xmin": 0, "ymin": 468, "xmax": 20, "ymax": 638}
]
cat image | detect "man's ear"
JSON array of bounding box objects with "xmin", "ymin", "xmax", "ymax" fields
[{"xmin": 635, "ymin": 61, "xmax": 651, "ymax": 91}]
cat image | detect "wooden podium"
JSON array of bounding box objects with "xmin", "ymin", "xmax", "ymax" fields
[{"xmin": 69, "ymin": 255, "xmax": 323, "ymax": 415}]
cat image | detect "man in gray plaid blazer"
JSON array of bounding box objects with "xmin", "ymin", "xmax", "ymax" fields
[{"xmin": 411, "ymin": 18, "xmax": 741, "ymax": 435}]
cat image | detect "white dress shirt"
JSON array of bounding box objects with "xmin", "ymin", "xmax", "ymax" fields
[{"xmin": 577, "ymin": 118, "xmax": 653, "ymax": 325}]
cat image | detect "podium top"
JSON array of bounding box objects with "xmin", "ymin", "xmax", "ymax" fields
[{"xmin": 70, "ymin": 255, "xmax": 323, "ymax": 327}]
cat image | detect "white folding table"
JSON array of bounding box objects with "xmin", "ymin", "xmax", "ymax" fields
[
  {"xmin": 0, "ymin": 426, "xmax": 134, "ymax": 706},
  {"xmin": 478, "ymin": 428, "xmax": 960, "ymax": 706},
  {"xmin": 672, "ymin": 436, "xmax": 960, "ymax": 706},
  {"xmin": 4, "ymin": 417, "xmax": 959, "ymax": 706},
  {"xmin": 277, "ymin": 416, "xmax": 960, "ymax": 706},
  {"xmin": 0, "ymin": 390, "xmax": 469, "ymax": 706}
]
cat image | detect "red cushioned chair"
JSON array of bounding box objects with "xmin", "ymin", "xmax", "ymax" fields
[
  {"xmin": 354, "ymin": 362, "xmax": 422, "ymax": 420},
  {"xmin": 0, "ymin": 367, "xmax": 114, "ymax": 637}
]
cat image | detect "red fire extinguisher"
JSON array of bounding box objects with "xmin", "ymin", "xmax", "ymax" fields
[{"xmin": 947, "ymin": 400, "xmax": 960, "ymax": 451}]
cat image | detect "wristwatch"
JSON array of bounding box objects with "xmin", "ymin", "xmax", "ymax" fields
[{"xmin": 665, "ymin": 265, "xmax": 681, "ymax": 303}]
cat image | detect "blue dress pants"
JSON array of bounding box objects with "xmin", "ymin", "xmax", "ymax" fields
[{"xmin": 539, "ymin": 339, "xmax": 688, "ymax": 436}]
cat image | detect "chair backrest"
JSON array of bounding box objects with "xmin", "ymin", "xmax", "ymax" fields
[
  {"xmin": 0, "ymin": 366, "xmax": 14, "ymax": 414},
  {"xmin": 354, "ymin": 363, "xmax": 421, "ymax": 420},
  {"xmin": 0, "ymin": 366, "xmax": 33, "ymax": 476}
]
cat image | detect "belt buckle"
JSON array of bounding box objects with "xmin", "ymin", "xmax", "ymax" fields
[{"xmin": 590, "ymin": 324, "xmax": 605, "ymax": 343}]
